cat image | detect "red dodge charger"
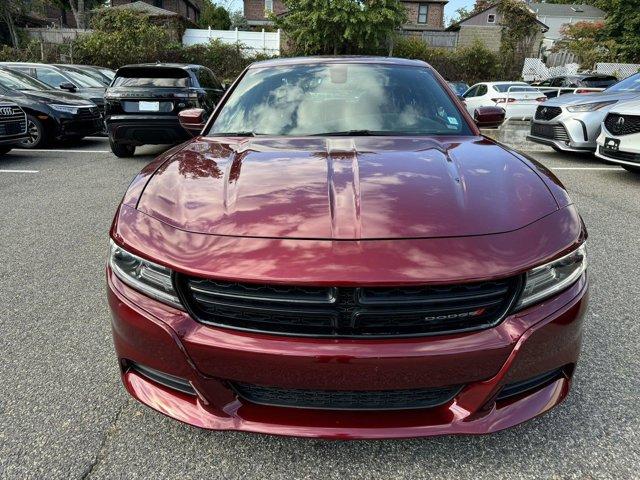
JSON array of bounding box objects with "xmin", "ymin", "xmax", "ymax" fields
[{"xmin": 107, "ymin": 57, "xmax": 588, "ymax": 439}]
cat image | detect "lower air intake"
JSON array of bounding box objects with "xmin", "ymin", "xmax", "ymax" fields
[{"xmin": 231, "ymin": 382, "xmax": 462, "ymax": 411}]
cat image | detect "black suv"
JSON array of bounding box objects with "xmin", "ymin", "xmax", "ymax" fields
[
  {"xmin": 0, "ymin": 67, "xmax": 102, "ymax": 148},
  {"xmin": 535, "ymin": 74, "xmax": 618, "ymax": 98},
  {"xmin": 0, "ymin": 98, "xmax": 28, "ymax": 155},
  {"xmin": 104, "ymin": 63, "xmax": 224, "ymax": 157}
]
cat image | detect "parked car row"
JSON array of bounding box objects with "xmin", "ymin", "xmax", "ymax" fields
[
  {"xmin": 0, "ymin": 62, "xmax": 114, "ymax": 148},
  {"xmin": 0, "ymin": 61, "xmax": 226, "ymax": 157},
  {"xmin": 528, "ymin": 72, "xmax": 640, "ymax": 173}
]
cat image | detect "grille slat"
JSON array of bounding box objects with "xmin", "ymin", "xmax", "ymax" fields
[
  {"xmin": 604, "ymin": 113, "xmax": 640, "ymax": 136},
  {"xmin": 231, "ymin": 382, "xmax": 462, "ymax": 410},
  {"xmin": 535, "ymin": 106, "xmax": 562, "ymax": 121},
  {"xmin": 177, "ymin": 276, "xmax": 522, "ymax": 338},
  {"xmin": 531, "ymin": 122, "xmax": 570, "ymax": 142}
]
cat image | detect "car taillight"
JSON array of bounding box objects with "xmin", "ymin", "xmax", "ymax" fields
[
  {"xmin": 492, "ymin": 98, "xmax": 516, "ymax": 104},
  {"xmin": 536, "ymin": 97, "xmax": 547, "ymax": 102}
]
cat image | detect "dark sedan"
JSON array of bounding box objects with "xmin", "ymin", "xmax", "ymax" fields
[{"xmin": 0, "ymin": 67, "xmax": 102, "ymax": 148}]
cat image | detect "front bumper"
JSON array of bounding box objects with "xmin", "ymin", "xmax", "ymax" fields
[
  {"xmin": 0, "ymin": 132, "xmax": 28, "ymax": 146},
  {"xmin": 528, "ymin": 109, "xmax": 606, "ymax": 152},
  {"xmin": 595, "ymin": 127, "xmax": 640, "ymax": 168},
  {"xmin": 106, "ymin": 114, "xmax": 189, "ymax": 146},
  {"xmin": 108, "ymin": 264, "xmax": 588, "ymax": 439}
]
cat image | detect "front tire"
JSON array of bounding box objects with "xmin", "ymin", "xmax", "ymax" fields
[
  {"xmin": 109, "ymin": 138, "xmax": 135, "ymax": 158},
  {"xmin": 20, "ymin": 115, "xmax": 47, "ymax": 149},
  {"xmin": 622, "ymin": 165, "xmax": 640, "ymax": 174}
]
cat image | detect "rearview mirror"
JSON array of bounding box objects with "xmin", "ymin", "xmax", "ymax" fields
[
  {"xmin": 59, "ymin": 82, "xmax": 77, "ymax": 92},
  {"xmin": 178, "ymin": 108, "xmax": 206, "ymax": 136},
  {"xmin": 474, "ymin": 106, "xmax": 505, "ymax": 129}
]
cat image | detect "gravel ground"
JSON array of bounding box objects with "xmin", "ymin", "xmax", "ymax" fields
[{"xmin": 0, "ymin": 138, "xmax": 638, "ymax": 479}]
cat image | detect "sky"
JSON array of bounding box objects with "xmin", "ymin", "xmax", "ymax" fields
[{"xmin": 444, "ymin": 0, "xmax": 476, "ymax": 24}]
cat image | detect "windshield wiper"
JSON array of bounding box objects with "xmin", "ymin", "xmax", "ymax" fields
[
  {"xmin": 211, "ymin": 131, "xmax": 259, "ymax": 137},
  {"xmin": 310, "ymin": 130, "xmax": 391, "ymax": 136}
]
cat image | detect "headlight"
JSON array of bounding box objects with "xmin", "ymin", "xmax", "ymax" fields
[
  {"xmin": 517, "ymin": 244, "xmax": 587, "ymax": 309},
  {"xmin": 566, "ymin": 101, "xmax": 618, "ymax": 112},
  {"xmin": 109, "ymin": 239, "xmax": 183, "ymax": 309},
  {"xmin": 49, "ymin": 104, "xmax": 83, "ymax": 114}
]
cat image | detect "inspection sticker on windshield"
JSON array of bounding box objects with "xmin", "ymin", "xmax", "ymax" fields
[
  {"xmin": 139, "ymin": 101, "xmax": 160, "ymax": 112},
  {"xmin": 447, "ymin": 117, "xmax": 459, "ymax": 129}
]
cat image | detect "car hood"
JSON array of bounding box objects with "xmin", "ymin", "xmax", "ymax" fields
[
  {"xmin": 14, "ymin": 89, "xmax": 94, "ymax": 106},
  {"xmin": 544, "ymin": 91, "xmax": 640, "ymax": 107},
  {"xmin": 74, "ymin": 87, "xmax": 106, "ymax": 105},
  {"xmin": 609, "ymin": 98, "xmax": 640, "ymax": 115},
  {"xmin": 136, "ymin": 136, "xmax": 559, "ymax": 240}
]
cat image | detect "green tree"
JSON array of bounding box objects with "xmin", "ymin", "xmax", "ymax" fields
[
  {"xmin": 497, "ymin": 0, "xmax": 540, "ymax": 79},
  {"xmin": 602, "ymin": 0, "xmax": 640, "ymax": 63},
  {"xmin": 229, "ymin": 10, "xmax": 248, "ymax": 29},
  {"xmin": 554, "ymin": 21, "xmax": 615, "ymax": 69},
  {"xmin": 198, "ymin": 1, "xmax": 232, "ymax": 30},
  {"xmin": 273, "ymin": 0, "xmax": 406, "ymax": 55},
  {"xmin": 448, "ymin": 7, "xmax": 470, "ymax": 27}
]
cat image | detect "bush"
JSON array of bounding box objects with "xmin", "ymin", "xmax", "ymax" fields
[
  {"xmin": 72, "ymin": 9, "xmax": 184, "ymax": 68},
  {"xmin": 67, "ymin": 9, "xmax": 272, "ymax": 83},
  {"xmin": 393, "ymin": 37, "xmax": 501, "ymax": 85}
]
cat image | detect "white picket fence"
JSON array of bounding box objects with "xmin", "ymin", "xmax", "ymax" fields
[{"xmin": 182, "ymin": 28, "xmax": 281, "ymax": 55}]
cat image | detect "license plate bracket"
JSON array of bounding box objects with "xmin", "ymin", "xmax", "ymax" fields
[{"xmin": 604, "ymin": 137, "xmax": 620, "ymax": 152}]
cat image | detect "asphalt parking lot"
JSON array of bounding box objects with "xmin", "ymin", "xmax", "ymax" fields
[{"xmin": 1, "ymin": 137, "xmax": 638, "ymax": 479}]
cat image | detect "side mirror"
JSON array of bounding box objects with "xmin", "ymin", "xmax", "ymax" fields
[
  {"xmin": 59, "ymin": 82, "xmax": 77, "ymax": 92},
  {"xmin": 474, "ymin": 106, "xmax": 505, "ymax": 129},
  {"xmin": 178, "ymin": 108, "xmax": 206, "ymax": 136}
]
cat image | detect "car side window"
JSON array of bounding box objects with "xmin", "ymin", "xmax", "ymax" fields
[
  {"xmin": 35, "ymin": 68, "xmax": 70, "ymax": 88},
  {"xmin": 463, "ymin": 86, "xmax": 478, "ymax": 98},
  {"xmin": 562, "ymin": 78, "xmax": 578, "ymax": 88},
  {"xmin": 476, "ymin": 85, "xmax": 488, "ymax": 96},
  {"xmin": 550, "ymin": 77, "xmax": 563, "ymax": 87},
  {"xmin": 197, "ymin": 68, "xmax": 222, "ymax": 90}
]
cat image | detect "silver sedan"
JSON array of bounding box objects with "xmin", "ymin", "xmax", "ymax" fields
[{"xmin": 528, "ymin": 73, "xmax": 640, "ymax": 153}]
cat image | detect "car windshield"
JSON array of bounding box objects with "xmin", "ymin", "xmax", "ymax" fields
[
  {"xmin": 64, "ymin": 69, "xmax": 104, "ymax": 88},
  {"xmin": 492, "ymin": 84, "xmax": 538, "ymax": 93},
  {"xmin": 0, "ymin": 69, "xmax": 51, "ymax": 91},
  {"xmin": 113, "ymin": 67, "xmax": 190, "ymax": 87},
  {"xmin": 605, "ymin": 73, "xmax": 640, "ymax": 93},
  {"xmin": 582, "ymin": 76, "xmax": 617, "ymax": 88},
  {"xmin": 209, "ymin": 64, "xmax": 471, "ymax": 136}
]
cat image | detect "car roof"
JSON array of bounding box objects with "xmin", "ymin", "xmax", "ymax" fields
[
  {"xmin": 118, "ymin": 63, "xmax": 200, "ymax": 70},
  {"xmin": 248, "ymin": 56, "xmax": 430, "ymax": 69}
]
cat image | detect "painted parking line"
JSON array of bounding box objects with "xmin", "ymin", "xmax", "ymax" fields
[
  {"xmin": 17, "ymin": 149, "xmax": 111, "ymax": 153},
  {"xmin": 0, "ymin": 169, "xmax": 39, "ymax": 173},
  {"xmin": 551, "ymin": 167, "xmax": 623, "ymax": 171}
]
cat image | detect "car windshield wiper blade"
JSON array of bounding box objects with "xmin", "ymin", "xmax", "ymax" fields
[
  {"xmin": 310, "ymin": 130, "xmax": 394, "ymax": 136},
  {"xmin": 211, "ymin": 131, "xmax": 259, "ymax": 137}
]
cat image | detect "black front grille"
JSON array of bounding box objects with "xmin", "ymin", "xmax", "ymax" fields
[
  {"xmin": 598, "ymin": 146, "xmax": 640, "ymax": 164},
  {"xmin": 176, "ymin": 276, "xmax": 523, "ymax": 338},
  {"xmin": 604, "ymin": 113, "xmax": 640, "ymax": 136},
  {"xmin": 76, "ymin": 106, "xmax": 101, "ymax": 119},
  {"xmin": 231, "ymin": 382, "xmax": 462, "ymax": 410},
  {"xmin": 535, "ymin": 106, "xmax": 562, "ymax": 121},
  {"xmin": 531, "ymin": 122, "xmax": 570, "ymax": 142},
  {"xmin": 0, "ymin": 105, "xmax": 27, "ymax": 136}
]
